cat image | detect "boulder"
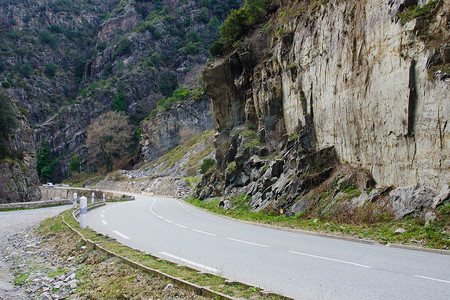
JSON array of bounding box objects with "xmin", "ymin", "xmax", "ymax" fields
[
  {"xmin": 288, "ymin": 199, "xmax": 311, "ymax": 216},
  {"xmin": 389, "ymin": 184, "xmax": 437, "ymax": 219},
  {"xmin": 424, "ymin": 210, "xmax": 437, "ymax": 226},
  {"xmin": 432, "ymin": 185, "xmax": 450, "ymax": 209}
]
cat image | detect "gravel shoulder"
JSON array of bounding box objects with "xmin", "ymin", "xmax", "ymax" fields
[
  {"xmin": 0, "ymin": 206, "xmax": 208, "ymax": 300},
  {"xmin": 0, "ymin": 206, "xmax": 70, "ymax": 299}
]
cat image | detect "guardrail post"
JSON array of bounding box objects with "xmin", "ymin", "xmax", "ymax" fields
[
  {"xmin": 91, "ymin": 192, "xmax": 95, "ymax": 204},
  {"xmin": 73, "ymin": 193, "xmax": 77, "ymax": 209},
  {"xmin": 80, "ymin": 196, "xmax": 87, "ymax": 229},
  {"xmin": 103, "ymin": 194, "xmax": 106, "ymax": 202}
]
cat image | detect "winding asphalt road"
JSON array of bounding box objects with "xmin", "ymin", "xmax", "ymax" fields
[{"xmin": 86, "ymin": 194, "xmax": 450, "ymax": 299}]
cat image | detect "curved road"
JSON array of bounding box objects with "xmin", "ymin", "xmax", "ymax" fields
[{"xmin": 87, "ymin": 194, "xmax": 450, "ymax": 299}]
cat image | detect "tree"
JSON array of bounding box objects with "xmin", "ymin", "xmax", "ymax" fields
[
  {"xmin": 39, "ymin": 30, "xmax": 57, "ymax": 48},
  {"xmin": 86, "ymin": 111, "xmax": 133, "ymax": 172},
  {"xmin": 111, "ymin": 87, "xmax": 127, "ymax": 112},
  {"xmin": 36, "ymin": 142, "xmax": 57, "ymax": 182},
  {"xmin": 19, "ymin": 62, "xmax": 33, "ymax": 78},
  {"xmin": 44, "ymin": 63, "xmax": 58, "ymax": 77},
  {"xmin": 69, "ymin": 154, "xmax": 80, "ymax": 173},
  {"xmin": 200, "ymin": 158, "xmax": 216, "ymax": 174},
  {"xmin": 210, "ymin": 41, "xmax": 224, "ymax": 57}
]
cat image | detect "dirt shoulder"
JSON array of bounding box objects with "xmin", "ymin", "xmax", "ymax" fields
[{"xmin": 0, "ymin": 208, "xmax": 208, "ymax": 300}]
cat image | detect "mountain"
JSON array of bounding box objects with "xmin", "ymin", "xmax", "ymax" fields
[{"xmin": 0, "ymin": 0, "xmax": 242, "ymax": 182}]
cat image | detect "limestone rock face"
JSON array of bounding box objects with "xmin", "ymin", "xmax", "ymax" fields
[
  {"xmin": 140, "ymin": 96, "xmax": 214, "ymax": 162},
  {"xmin": 203, "ymin": 0, "xmax": 449, "ymax": 192},
  {"xmin": 0, "ymin": 101, "xmax": 41, "ymax": 203}
]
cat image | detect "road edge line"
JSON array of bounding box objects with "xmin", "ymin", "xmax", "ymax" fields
[
  {"xmin": 179, "ymin": 199, "xmax": 450, "ymax": 256},
  {"xmin": 63, "ymin": 205, "xmax": 294, "ymax": 300}
]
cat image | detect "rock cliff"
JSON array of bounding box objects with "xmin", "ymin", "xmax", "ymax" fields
[
  {"xmin": 0, "ymin": 95, "xmax": 41, "ymax": 203},
  {"xmin": 198, "ymin": 0, "xmax": 449, "ymax": 217},
  {"xmin": 140, "ymin": 95, "xmax": 214, "ymax": 162}
]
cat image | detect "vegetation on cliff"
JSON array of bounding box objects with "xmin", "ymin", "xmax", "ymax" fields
[
  {"xmin": 0, "ymin": 92, "xmax": 19, "ymax": 159},
  {"xmin": 210, "ymin": 0, "xmax": 276, "ymax": 56}
]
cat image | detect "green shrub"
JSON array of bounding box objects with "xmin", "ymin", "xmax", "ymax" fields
[
  {"xmin": 44, "ymin": 63, "xmax": 58, "ymax": 78},
  {"xmin": 114, "ymin": 38, "xmax": 133, "ymax": 58},
  {"xmin": 0, "ymin": 92, "xmax": 19, "ymax": 145},
  {"xmin": 397, "ymin": 0, "xmax": 438, "ymax": 24},
  {"xmin": 184, "ymin": 42, "xmax": 201, "ymax": 54},
  {"xmin": 210, "ymin": 41, "xmax": 224, "ymax": 57},
  {"xmin": 69, "ymin": 155, "xmax": 80, "ymax": 173},
  {"xmin": 1, "ymin": 81, "xmax": 11, "ymax": 89},
  {"xmin": 207, "ymin": 16, "xmax": 219, "ymax": 32},
  {"xmin": 219, "ymin": 0, "xmax": 273, "ymax": 44},
  {"xmin": 112, "ymin": 85, "xmax": 127, "ymax": 112},
  {"xmin": 96, "ymin": 41, "xmax": 107, "ymax": 51},
  {"xmin": 36, "ymin": 142, "xmax": 58, "ymax": 181},
  {"xmin": 19, "ymin": 62, "xmax": 33, "ymax": 78},
  {"xmin": 144, "ymin": 86, "xmax": 203, "ymax": 119},
  {"xmin": 50, "ymin": 25, "xmax": 64, "ymax": 33},
  {"xmin": 219, "ymin": 8, "xmax": 248, "ymax": 44},
  {"xmin": 200, "ymin": 158, "xmax": 216, "ymax": 174},
  {"xmin": 197, "ymin": 7, "xmax": 209, "ymax": 23},
  {"xmin": 39, "ymin": 30, "xmax": 57, "ymax": 47},
  {"xmin": 18, "ymin": 105, "xmax": 30, "ymax": 117}
]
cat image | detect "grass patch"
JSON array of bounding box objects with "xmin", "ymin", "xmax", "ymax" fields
[
  {"xmin": 186, "ymin": 196, "xmax": 449, "ymax": 250},
  {"xmin": 47, "ymin": 268, "xmax": 67, "ymax": 278},
  {"xmin": 427, "ymin": 63, "xmax": 450, "ymax": 79},
  {"xmin": 52, "ymin": 209, "xmax": 285, "ymax": 299},
  {"xmin": 397, "ymin": 0, "xmax": 438, "ymax": 24},
  {"xmin": 184, "ymin": 177, "xmax": 201, "ymax": 189},
  {"xmin": 14, "ymin": 271, "xmax": 31, "ymax": 286},
  {"xmin": 142, "ymin": 130, "xmax": 215, "ymax": 174}
]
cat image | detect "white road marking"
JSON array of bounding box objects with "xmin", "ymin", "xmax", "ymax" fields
[
  {"xmin": 101, "ymin": 220, "xmax": 108, "ymax": 225},
  {"xmin": 289, "ymin": 250, "xmax": 372, "ymax": 269},
  {"xmin": 227, "ymin": 237, "xmax": 270, "ymax": 248},
  {"xmin": 175, "ymin": 223, "xmax": 188, "ymax": 229},
  {"xmin": 102, "ymin": 210, "xmax": 106, "ymax": 213},
  {"xmin": 192, "ymin": 229, "xmax": 216, "ymax": 236},
  {"xmin": 414, "ymin": 275, "xmax": 450, "ymax": 284},
  {"xmin": 100, "ymin": 214, "xmax": 104, "ymax": 218},
  {"xmin": 149, "ymin": 199, "xmax": 157, "ymax": 215},
  {"xmin": 160, "ymin": 252, "xmax": 218, "ymax": 273},
  {"xmin": 113, "ymin": 230, "xmax": 130, "ymax": 240},
  {"xmin": 164, "ymin": 219, "xmax": 173, "ymax": 224}
]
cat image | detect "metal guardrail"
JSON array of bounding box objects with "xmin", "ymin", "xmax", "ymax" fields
[{"xmin": 65, "ymin": 203, "xmax": 240, "ymax": 300}]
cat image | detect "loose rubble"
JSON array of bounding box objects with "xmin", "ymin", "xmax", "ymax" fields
[{"xmin": 0, "ymin": 224, "xmax": 206, "ymax": 299}]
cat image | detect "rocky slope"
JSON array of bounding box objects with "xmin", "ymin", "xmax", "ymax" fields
[
  {"xmin": 95, "ymin": 129, "xmax": 216, "ymax": 198},
  {"xmin": 197, "ymin": 0, "xmax": 449, "ymax": 219},
  {"xmin": 0, "ymin": 95, "xmax": 41, "ymax": 204}
]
